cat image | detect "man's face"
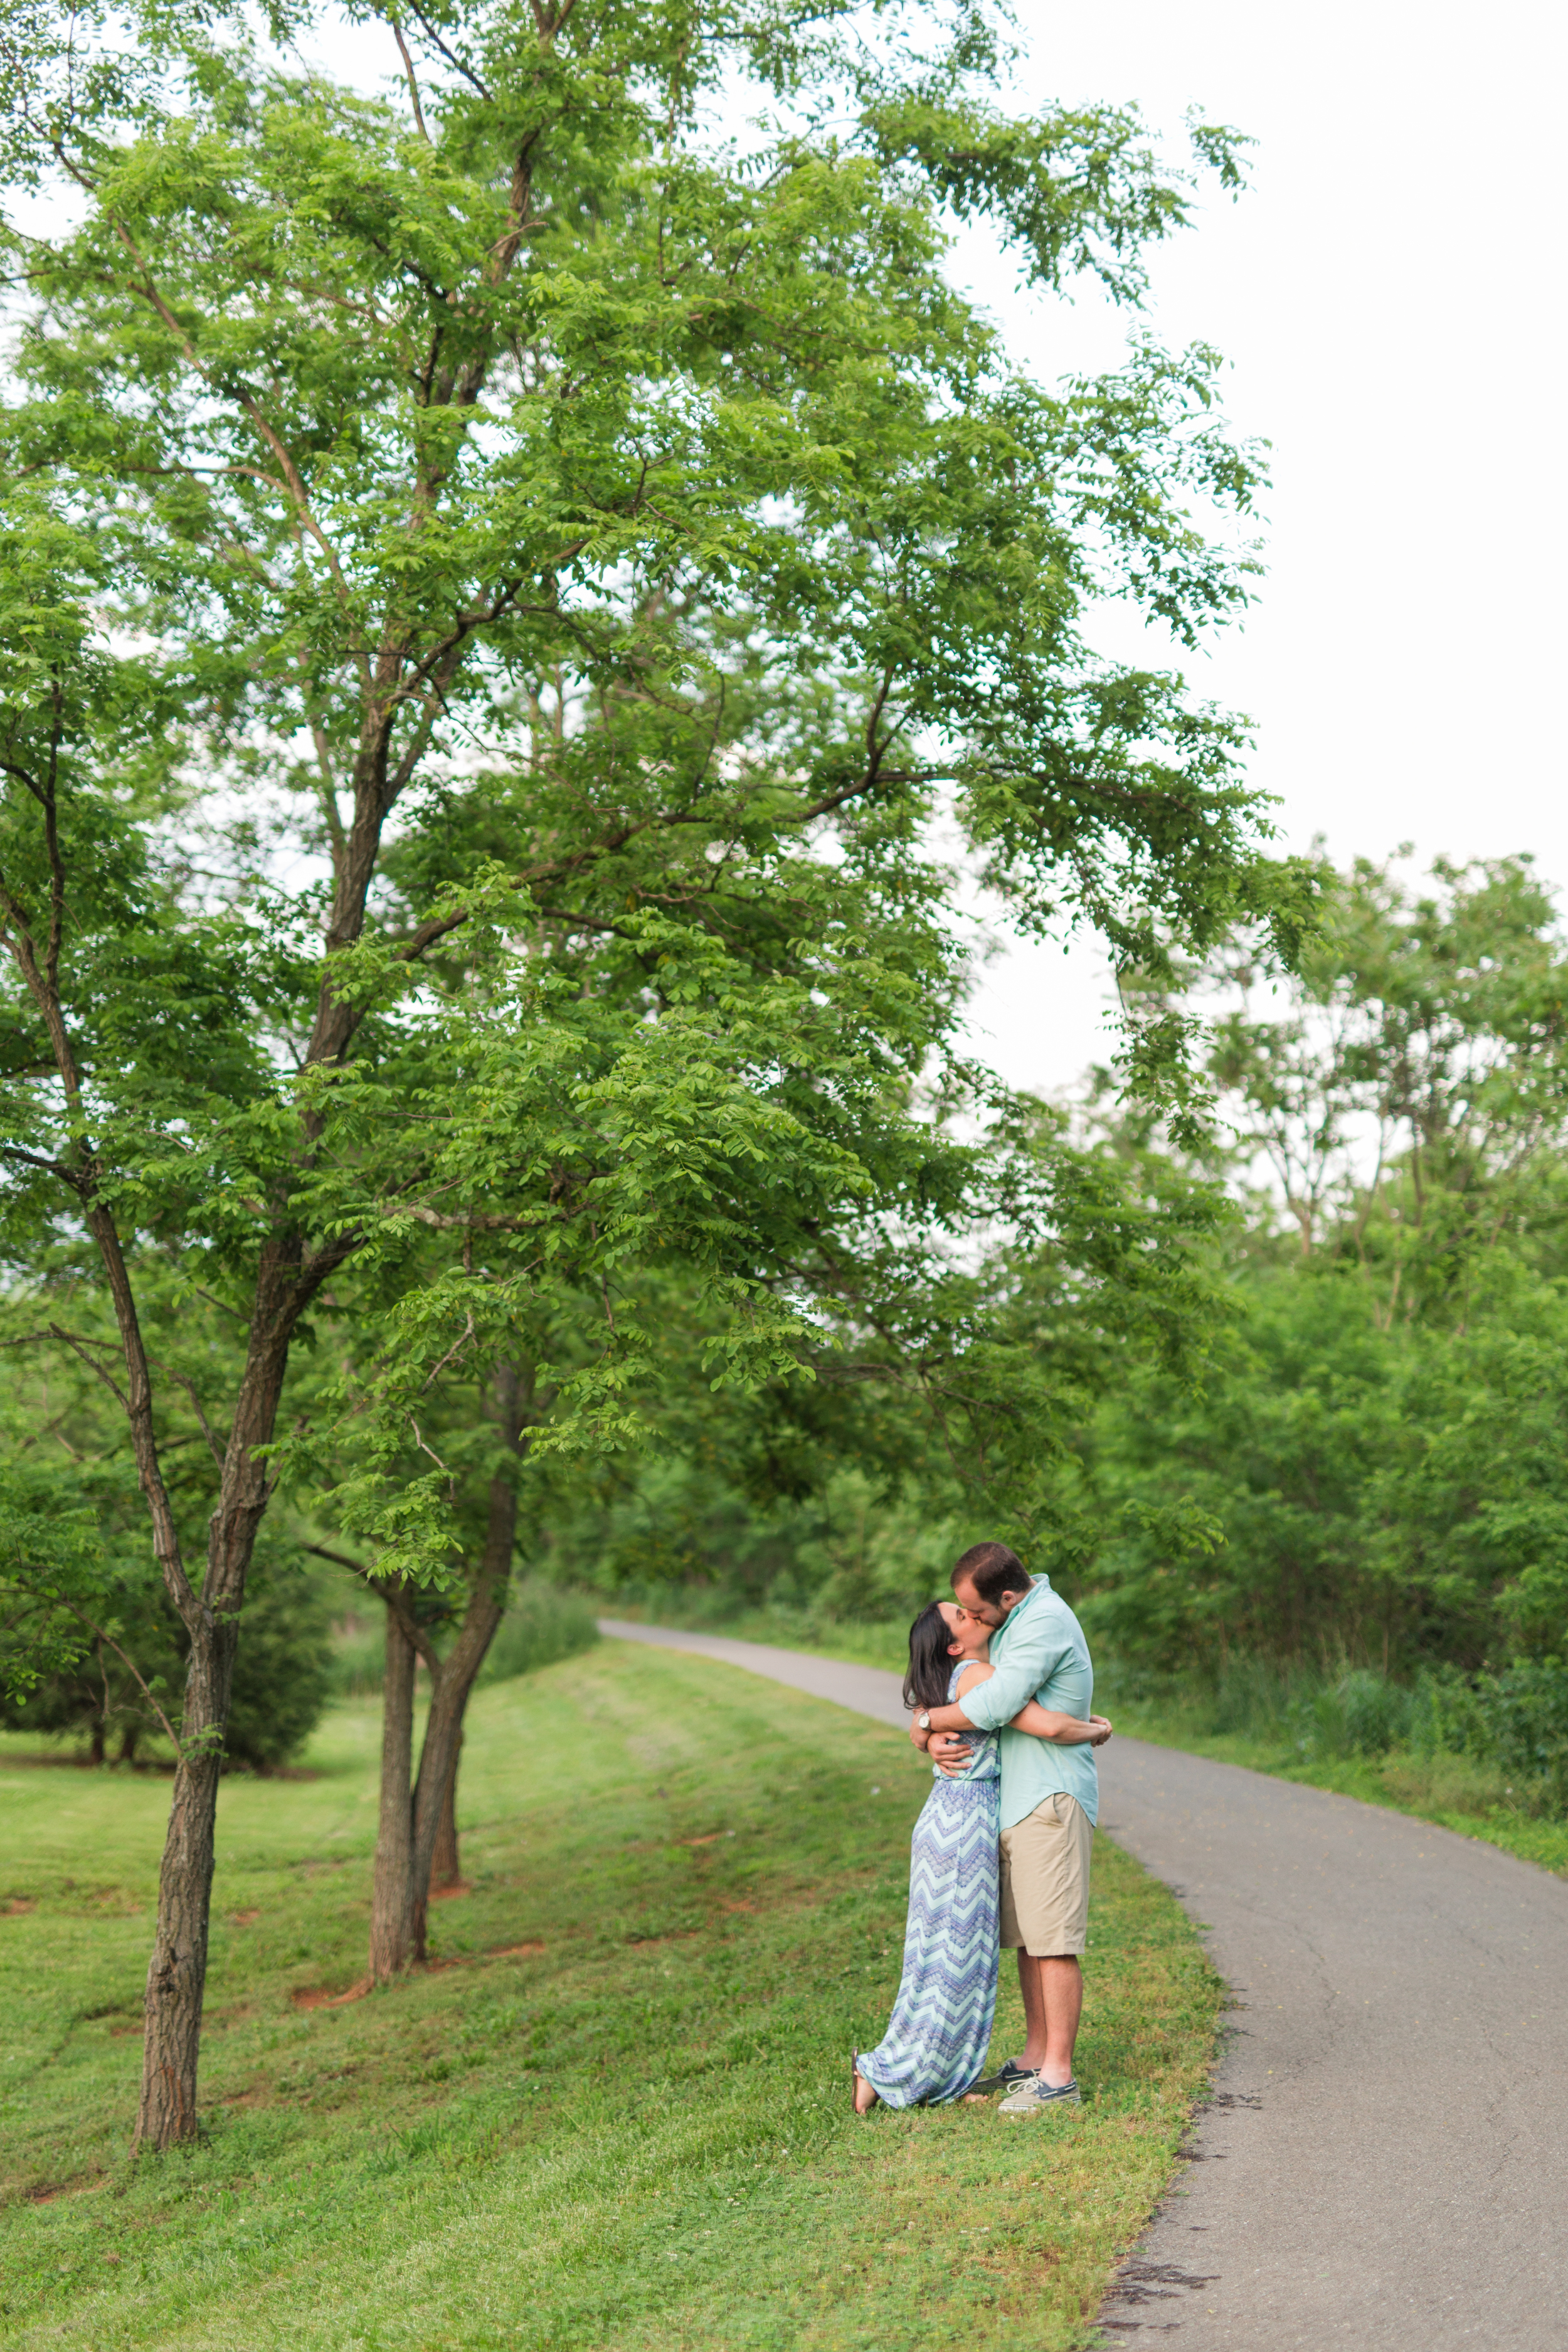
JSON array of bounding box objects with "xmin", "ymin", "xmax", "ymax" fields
[{"xmin": 951, "ymin": 1573, "xmax": 1020, "ymax": 1629}]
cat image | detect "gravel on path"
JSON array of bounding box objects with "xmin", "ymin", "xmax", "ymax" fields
[{"xmin": 600, "ymin": 1618, "xmax": 1568, "ymax": 2351}]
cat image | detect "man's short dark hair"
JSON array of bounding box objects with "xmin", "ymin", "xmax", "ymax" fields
[{"xmin": 951, "ymin": 1542, "xmax": 1031, "ymax": 1609}]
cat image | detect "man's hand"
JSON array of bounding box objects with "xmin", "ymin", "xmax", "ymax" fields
[
  {"xmin": 1087, "ymin": 1715, "xmax": 1113, "ymax": 1747},
  {"xmin": 909, "ymin": 1721, "xmax": 931, "ymax": 1752},
  {"xmin": 929, "ymin": 1732, "xmax": 972, "ymax": 1777}
]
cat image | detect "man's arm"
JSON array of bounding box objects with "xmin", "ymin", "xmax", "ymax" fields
[
  {"xmin": 921, "ymin": 1604, "xmax": 1064, "ymax": 1734},
  {"xmin": 924, "ymin": 1705, "xmax": 1111, "ymax": 1776}
]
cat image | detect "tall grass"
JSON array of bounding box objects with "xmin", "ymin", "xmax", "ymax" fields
[
  {"xmin": 477, "ymin": 1582, "xmax": 600, "ymax": 1683},
  {"xmin": 1103, "ymin": 1652, "xmax": 1568, "ymax": 1820},
  {"xmin": 329, "ymin": 1581, "xmax": 599, "ymax": 1698}
]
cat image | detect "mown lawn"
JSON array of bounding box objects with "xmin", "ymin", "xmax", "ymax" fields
[{"xmin": 0, "ymin": 1641, "xmax": 1222, "ymax": 2351}]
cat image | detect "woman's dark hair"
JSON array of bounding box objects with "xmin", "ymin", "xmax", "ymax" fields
[{"xmin": 903, "ymin": 1603, "xmax": 956, "ymax": 1712}]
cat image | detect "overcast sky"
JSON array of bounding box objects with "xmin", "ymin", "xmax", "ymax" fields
[{"xmin": 957, "ymin": 0, "xmax": 1568, "ymax": 1094}]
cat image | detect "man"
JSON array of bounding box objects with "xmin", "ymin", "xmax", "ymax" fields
[{"xmin": 911, "ymin": 1539, "xmax": 1109, "ymax": 2115}]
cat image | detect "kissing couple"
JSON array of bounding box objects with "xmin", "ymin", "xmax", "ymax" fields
[{"xmin": 852, "ymin": 1541, "xmax": 1111, "ymax": 2118}]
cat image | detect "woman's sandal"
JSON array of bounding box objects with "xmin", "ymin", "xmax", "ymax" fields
[{"xmin": 851, "ymin": 2055, "xmax": 879, "ymax": 2116}]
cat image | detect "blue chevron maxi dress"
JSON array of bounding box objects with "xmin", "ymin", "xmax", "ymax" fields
[{"xmin": 855, "ymin": 1666, "xmax": 1000, "ymax": 2107}]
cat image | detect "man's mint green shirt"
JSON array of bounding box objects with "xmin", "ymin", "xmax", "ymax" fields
[{"xmin": 953, "ymin": 1578, "xmax": 1098, "ymax": 1830}]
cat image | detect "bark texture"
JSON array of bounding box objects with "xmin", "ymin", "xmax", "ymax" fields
[
  {"xmin": 134, "ymin": 1610, "xmax": 239, "ymax": 2146},
  {"xmin": 134, "ymin": 1295, "xmax": 314, "ymax": 2148},
  {"xmin": 369, "ymin": 1616, "xmax": 418, "ymax": 1981},
  {"xmin": 430, "ymin": 1731, "xmax": 463, "ymax": 1889}
]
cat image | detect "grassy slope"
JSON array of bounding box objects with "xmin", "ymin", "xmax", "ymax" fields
[{"xmin": 0, "ymin": 1643, "xmax": 1222, "ymax": 2352}]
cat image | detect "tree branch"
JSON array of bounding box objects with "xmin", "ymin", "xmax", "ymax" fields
[
  {"xmin": 389, "ymin": 19, "xmax": 429, "ymax": 139},
  {"xmin": 46, "ymin": 1322, "xmax": 131, "ymax": 1413},
  {"xmin": 53, "ymin": 1597, "xmax": 183, "ymax": 1754},
  {"xmin": 309, "ymin": 1545, "xmax": 445, "ymax": 1677}
]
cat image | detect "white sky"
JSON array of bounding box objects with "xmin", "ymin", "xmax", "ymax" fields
[{"xmin": 957, "ymin": 0, "xmax": 1568, "ymax": 1095}]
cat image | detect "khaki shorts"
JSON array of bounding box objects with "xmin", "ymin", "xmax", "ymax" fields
[{"xmin": 999, "ymin": 1792, "xmax": 1093, "ymax": 1955}]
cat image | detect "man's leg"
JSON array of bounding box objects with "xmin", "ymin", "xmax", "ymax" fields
[
  {"xmin": 1015, "ymin": 1952, "xmax": 1082, "ymax": 2085},
  {"xmin": 1016, "ymin": 1947, "xmax": 1048, "ymax": 2069},
  {"xmin": 1038, "ymin": 1954, "xmax": 1082, "ymax": 2087}
]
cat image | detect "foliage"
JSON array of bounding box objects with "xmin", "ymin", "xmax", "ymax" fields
[
  {"xmin": 504, "ymin": 1105, "xmax": 1240, "ymax": 1625},
  {"xmin": 1207, "ymin": 851, "xmax": 1568, "ymax": 1263},
  {"xmin": 0, "ymin": 0, "xmax": 1303, "ymax": 1586},
  {"xmin": 220, "ymin": 1566, "xmax": 335, "ymax": 1769},
  {"xmin": 1, "ymin": 1553, "xmax": 332, "ymax": 1769},
  {"xmin": 531, "ymin": 1458, "xmax": 969, "ymax": 1624},
  {"xmin": 1075, "ymin": 857, "xmax": 1568, "ymax": 1681},
  {"xmin": 0, "ymin": 1296, "xmax": 331, "ymax": 1766}
]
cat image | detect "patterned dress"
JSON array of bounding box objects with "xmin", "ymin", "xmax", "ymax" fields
[{"xmin": 855, "ymin": 1665, "xmax": 1000, "ymax": 2107}]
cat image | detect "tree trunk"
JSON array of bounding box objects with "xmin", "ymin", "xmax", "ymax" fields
[
  {"xmin": 133, "ymin": 1287, "xmax": 307, "ymax": 2151},
  {"xmin": 367, "ymin": 1364, "xmax": 524, "ymax": 1974},
  {"xmin": 369, "ymin": 1613, "xmax": 418, "ymax": 1983},
  {"xmin": 430, "ymin": 1729, "xmax": 462, "ymax": 1890},
  {"xmin": 134, "ymin": 1609, "xmax": 239, "ymax": 2149},
  {"xmin": 409, "ymin": 1635, "xmax": 493, "ymax": 1961}
]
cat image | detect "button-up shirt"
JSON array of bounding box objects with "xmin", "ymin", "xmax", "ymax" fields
[{"xmin": 952, "ymin": 1578, "xmax": 1098, "ymax": 1830}]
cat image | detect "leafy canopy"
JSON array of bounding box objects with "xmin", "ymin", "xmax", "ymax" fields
[{"xmin": 0, "ymin": 0, "xmax": 1306, "ymax": 1621}]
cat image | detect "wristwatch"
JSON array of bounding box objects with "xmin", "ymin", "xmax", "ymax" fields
[{"xmin": 917, "ymin": 1711, "xmax": 932, "ymax": 1730}]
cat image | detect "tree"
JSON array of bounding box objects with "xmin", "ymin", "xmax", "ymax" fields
[
  {"xmin": 0, "ymin": 0, "xmax": 1302, "ymax": 2145},
  {"xmin": 1079, "ymin": 857, "xmax": 1568, "ymax": 1677},
  {"xmin": 310, "ymin": 1359, "xmax": 529, "ymax": 1981}
]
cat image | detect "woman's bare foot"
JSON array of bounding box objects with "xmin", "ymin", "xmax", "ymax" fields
[{"xmin": 852, "ymin": 2060, "xmax": 879, "ymax": 2115}]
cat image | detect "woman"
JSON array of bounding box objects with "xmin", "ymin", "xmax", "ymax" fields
[{"xmin": 852, "ymin": 1599, "xmax": 1111, "ymax": 2113}]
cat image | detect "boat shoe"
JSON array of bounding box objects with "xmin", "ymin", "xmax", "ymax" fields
[
  {"xmin": 998, "ymin": 2074, "xmax": 1081, "ymax": 2116},
  {"xmin": 968, "ymin": 2059, "xmax": 1037, "ymax": 2094}
]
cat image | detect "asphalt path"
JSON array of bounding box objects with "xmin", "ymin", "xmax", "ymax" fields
[{"xmin": 599, "ymin": 1619, "xmax": 1568, "ymax": 2349}]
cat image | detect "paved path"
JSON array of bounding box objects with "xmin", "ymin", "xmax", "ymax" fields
[{"xmin": 601, "ymin": 1619, "xmax": 1568, "ymax": 2349}]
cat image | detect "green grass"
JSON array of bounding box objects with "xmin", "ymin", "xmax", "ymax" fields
[
  {"xmin": 599, "ymin": 1597, "xmax": 912, "ymax": 1674},
  {"xmin": 0, "ymin": 1643, "xmax": 1222, "ymax": 2351}
]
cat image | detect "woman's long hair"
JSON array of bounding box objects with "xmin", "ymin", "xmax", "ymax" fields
[{"xmin": 903, "ymin": 1602, "xmax": 956, "ymax": 1712}]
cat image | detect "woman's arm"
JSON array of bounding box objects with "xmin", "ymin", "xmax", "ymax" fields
[
  {"xmin": 1010, "ymin": 1699, "xmax": 1113, "ymax": 1747},
  {"xmin": 923, "ymin": 1662, "xmax": 987, "ymax": 1774}
]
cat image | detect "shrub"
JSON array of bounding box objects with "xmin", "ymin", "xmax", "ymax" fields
[
  {"xmin": 1272, "ymin": 1658, "xmax": 1568, "ymax": 1814},
  {"xmin": 1486, "ymin": 1660, "xmax": 1568, "ymax": 1811},
  {"xmin": 1, "ymin": 1557, "xmax": 332, "ymax": 1771},
  {"xmin": 223, "ymin": 1569, "xmax": 334, "ymax": 1771}
]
